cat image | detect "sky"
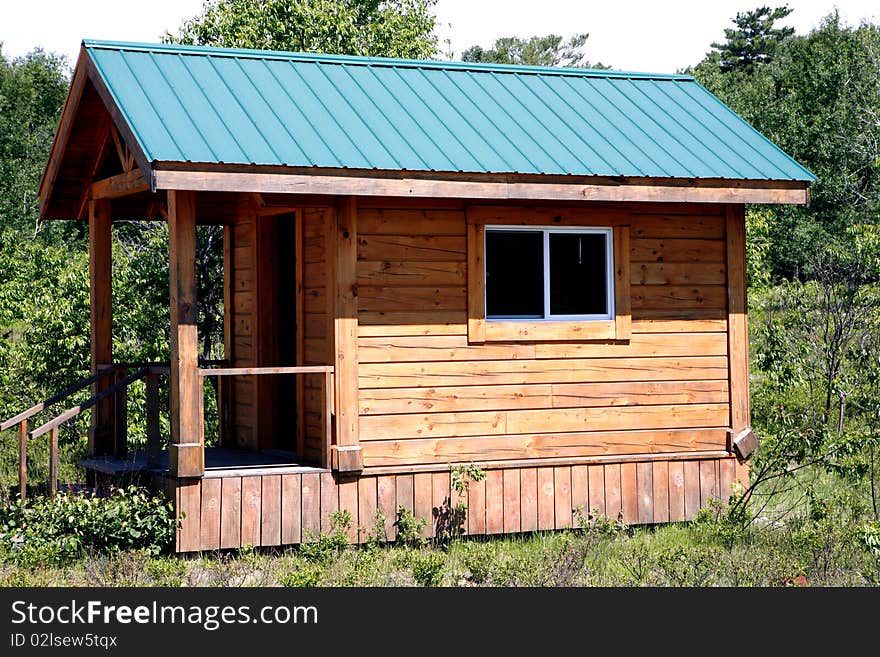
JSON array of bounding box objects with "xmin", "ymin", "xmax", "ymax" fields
[{"xmin": 1, "ymin": 0, "xmax": 879, "ymax": 74}]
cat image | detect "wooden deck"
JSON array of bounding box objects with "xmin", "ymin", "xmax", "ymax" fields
[{"xmin": 82, "ymin": 447, "xmax": 326, "ymax": 477}]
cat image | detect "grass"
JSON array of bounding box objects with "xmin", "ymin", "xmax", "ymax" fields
[{"xmin": 1, "ymin": 470, "xmax": 877, "ymax": 587}]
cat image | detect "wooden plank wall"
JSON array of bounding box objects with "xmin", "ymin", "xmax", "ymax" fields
[
  {"xmin": 227, "ymin": 201, "xmax": 258, "ymax": 449},
  {"xmin": 356, "ymin": 201, "xmax": 731, "ymax": 469},
  {"xmin": 302, "ymin": 207, "xmax": 332, "ymax": 463},
  {"xmin": 169, "ymin": 455, "xmax": 740, "ymax": 551}
]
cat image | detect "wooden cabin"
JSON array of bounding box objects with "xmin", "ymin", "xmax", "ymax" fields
[{"xmin": 30, "ymin": 40, "xmax": 813, "ymax": 551}]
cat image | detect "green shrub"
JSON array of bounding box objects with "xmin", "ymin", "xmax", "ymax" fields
[
  {"xmin": 396, "ymin": 506, "xmax": 426, "ymax": 545},
  {"xmin": 459, "ymin": 541, "xmax": 495, "ymax": 584},
  {"xmin": 0, "ymin": 486, "xmax": 175, "ymax": 565},
  {"xmin": 299, "ymin": 510, "xmax": 350, "ymax": 564},
  {"xmin": 411, "ymin": 549, "xmax": 445, "ymax": 587},
  {"xmin": 280, "ymin": 562, "xmax": 322, "ymax": 587}
]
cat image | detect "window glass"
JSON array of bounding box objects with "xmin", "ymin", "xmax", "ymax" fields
[
  {"xmin": 485, "ymin": 230, "xmax": 543, "ymax": 317},
  {"xmin": 549, "ymin": 232, "xmax": 608, "ymax": 316}
]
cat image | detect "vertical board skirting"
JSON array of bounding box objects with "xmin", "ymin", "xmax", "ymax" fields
[
  {"xmin": 338, "ymin": 477, "xmax": 359, "ymax": 542},
  {"xmin": 587, "ymin": 465, "xmax": 605, "ymax": 517},
  {"xmin": 668, "ymin": 461, "xmax": 686, "ymax": 522},
  {"xmin": 537, "ymin": 467, "xmax": 555, "ymax": 530},
  {"xmin": 200, "ymin": 478, "xmax": 221, "ymax": 551},
  {"xmin": 240, "ymin": 476, "xmax": 261, "ymax": 547},
  {"xmin": 519, "ymin": 468, "xmax": 537, "ymax": 533},
  {"xmin": 620, "ymin": 463, "xmax": 638, "ymax": 524},
  {"xmin": 637, "ymin": 462, "xmax": 654, "ymax": 524},
  {"xmin": 320, "ymin": 471, "xmax": 338, "ymax": 534},
  {"xmin": 503, "ymin": 469, "xmax": 521, "ymax": 534},
  {"xmin": 358, "ymin": 476, "xmax": 378, "ymax": 543},
  {"xmin": 604, "ymin": 464, "xmax": 622, "ymax": 520},
  {"xmin": 413, "ymin": 473, "xmax": 433, "ymax": 539},
  {"xmin": 169, "ymin": 457, "xmax": 740, "ymax": 551},
  {"xmin": 485, "ymin": 470, "xmax": 504, "ymax": 534},
  {"xmin": 570, "ymin": 465, "xmax": 588, "ymax": 519},
  {"xmin": 467, "ymin": 473, "xmax": 487, "ymax": 535},
  {"xmin": 260, "ymin": 475, "xmax": 281, "ymax": 546},
  {"xmin": 301, "ymin": 472, "xmax": 321, "ymax": 539},
  {"xmin": 652, "ymin": 462, "xmax": 670, "ymax": 523},
  {"xmin": 553, "ymin": 466, "xmax": 572, "ymax": 529},
  {"xmin": 220, "ymin": 477, "xmax": 242, "ymax": 549},
  {"xmin": 282, "ymin": 473, "xmax": 302, "ymax": 545},
  {"xmin": 377, "ymin": 475, "xmax": 396, "ymax": 541}
]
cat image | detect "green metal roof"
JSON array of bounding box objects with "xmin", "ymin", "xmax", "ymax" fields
[{"xmin": 83, "ymin": 40, "xmax": 815, "ymax": 182}]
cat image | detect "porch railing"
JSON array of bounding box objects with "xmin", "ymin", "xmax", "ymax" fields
[
  {"xmin": 197, "ymin": 366, "xmax": 335, "ymax": 468},
  {"xmin": 1, "ymin": 363, "xmax": 168, "ymax": 500}
]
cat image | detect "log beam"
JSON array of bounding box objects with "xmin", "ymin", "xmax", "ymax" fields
[
  {"xmin": 88, "ymin": 199, "xmax": 114, "ymax": 456},
  {"xmin": 168, "ymin": 190, "xmax": 204, "ymax": 477},
  {"xmin": 91, "ymin": 169, "xmax": 149, "ymax": 200},
  {"xmin": 330, "ymin": 196, "xmax": 362, "ymax": 472}
]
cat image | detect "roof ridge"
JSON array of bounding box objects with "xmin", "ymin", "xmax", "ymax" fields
[{"xmin": 82, "ymin": 39, "xmax": 695, "ymax": 81}]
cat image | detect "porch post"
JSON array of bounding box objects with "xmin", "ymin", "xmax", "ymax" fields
[
  {"xmin": 88, "ymin": 199, "xmax": 114, "ymax": 456},
  {"xmin": 168, "ymin": 190, "xmax": 204, "ymax": 477},
  {"xmin": 331, "ymin": 196, "xmax": 362, "ymax": 472}
]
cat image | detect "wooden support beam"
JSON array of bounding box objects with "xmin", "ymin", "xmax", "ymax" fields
[
  {"xmin": 466, "ymin": 222, "xmax": 486, "ymax": 344},
  {"xmin": 726, "ymin": 205, "xmax": 751, "ymax": 441},
  {"xmin": 168, "ymin": 190, "xmax": 204, "ymax": 478},
  {"xmin": 614, "ymin": 225, "xmax": 632, "ymax": 340},
  {"xmin": 89, "ymin": 199, "xmax": 114, "ymax": 457},
  {"xmin": 146, "ymin": 373, "xmax": 160, "ymax": 468},
  {"xmin": 330, "ymin": 196, "xmax": 362, "ymax": 472},
  {"xmin": 49, "ymin": 427, "xmax": 59, "ymax": 498},
  {"xmin": 91, "ymin": 169, "xmax": 149, "ymax": 200},
  {"xmin": 154, "ymin": 168, "xmax": 811, "ymax": 205},
  {"xmin": 18, "ymin": 420, "xmax": 27, "ymax": 501}
]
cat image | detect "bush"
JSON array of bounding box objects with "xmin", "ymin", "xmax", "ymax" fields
[
  {"xmin": 411, "ymin": 549, "xmax": 445, "ymax": 587},
  {"xmin": 458, "ymin": 541, "xmax": 496, "ymax": 584},
  {"xmin": 280, "ymin": 562, "xmax": 322, "ymax": 587},
  {"xmin": 299, "ymin": 510, "xmax": 350, "ymax": 565},
  {"xmin": 0, "ymin": 486, "xmax": 176, "ymax": 565}
]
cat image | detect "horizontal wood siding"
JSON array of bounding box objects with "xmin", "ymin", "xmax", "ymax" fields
[
  {"xmin": 166, "ymin": 455, "xmax": 738, "ymax": 551},
  {"xmin": 356, "ymin": 202, "xmax": 730, "ymax": 469}
]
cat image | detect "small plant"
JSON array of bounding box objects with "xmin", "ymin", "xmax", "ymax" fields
[
  {"xmin": 573, "ymin": 506, "xmax": 626, "ymax": 537},
  {"xmin": 299, "ymin": 510, "xmax": 351, "ymax": 564},
  {"xmin": 451, "ymin": 463, "xmax": 486, "ymax": 495},
  {"xmin": 365, "ymin": 508, "xmax": 386, "ymax": 547},
  {"xmin": 396, "ymin": 506, "xmax": 426, "ymax": 545},
  {"xmin": 436, "ymin": 463, "xmax": 487, "ymax": 542},
  {"xmin": 411, "ymin": 549, "xmax": 445, "ymax": 586}
]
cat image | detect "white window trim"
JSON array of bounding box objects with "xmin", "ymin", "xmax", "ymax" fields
[{"xmin": 484, "ymin": 225, "xmax": 615, "ymax": 322}]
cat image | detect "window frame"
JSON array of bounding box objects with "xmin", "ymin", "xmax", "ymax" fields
[
  {"xmin": 484, "ymin": 225, "xmax": 615, "ymax": 322},
  {"xmin": 466, "ymin": 206, "xmax": 631, "ymax": 344}
]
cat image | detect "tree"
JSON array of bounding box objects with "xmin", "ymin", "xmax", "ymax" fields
[
  {"xmin": 168, "ymin": 0, "xmax": 438, "ymax": 59},
  {"xmin": 694, "ymin": 12, "xmax": 880, "ymax": 281},
  {"xmin": 462, "ymin": 33, "xmax": 607, "ymax": 69},
  {"xmin": 0, "ymin": 47, "xmax": 69, "ymax": 237},
  {"xmin": 710, "ymin": 5, "xmax": 794, "ymax": 73}
]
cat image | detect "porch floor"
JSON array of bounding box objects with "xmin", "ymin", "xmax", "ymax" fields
[{"xmin": 81, "ymin": 447, "xmax": 328, "ymax": 478}]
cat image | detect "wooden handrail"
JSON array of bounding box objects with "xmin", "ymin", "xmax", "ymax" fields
[
  {"xmin": 30, "ymin": 367, "xmax": 149, "ymax": 439},
  {"xmin": 198, "ymin": 366, "xmax": 334, "ymax": 376},
  {"xmin": 197, "ymin": 365, "xmax": 336, "ymax": 469},
  {"xmin": 97, "ymin": 362, "xmax": 170, "ymax": 373},
  {"xmin": 0, "ymin": 365, "xmax": 117, "ymax": 431}
]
